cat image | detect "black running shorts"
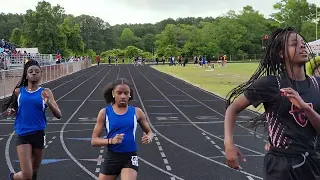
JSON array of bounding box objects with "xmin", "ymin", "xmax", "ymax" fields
[
  {"xmin": 264, "ymin": 147, "xmax": 320, "ymax": 180},
  {"xmin": 16, "ymin": 130, "xmax": 46, "ymax": 149},
  {"xmin": 101, "ymin": 150, "xmax": 138, "ymax": 176}
]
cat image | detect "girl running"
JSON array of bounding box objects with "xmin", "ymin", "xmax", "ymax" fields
[
  {"xmin": 264, "ymin": 56, "xmax": 320, "ymax": 151},
  {"xmin": 91, "ymin": 78, "xmax": 153, "ymax": 180},
  {"xmin": 6, "ymin": 59, "xmax": 62, "ymax": 180},
  {"xmin": 224, "ymin": 27, "xmax": 320, "ymax": 180}
]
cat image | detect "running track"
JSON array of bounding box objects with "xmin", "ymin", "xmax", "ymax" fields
[{"xmin": 0, "ymin": 64, "xmax": 268, "ymax": 180}]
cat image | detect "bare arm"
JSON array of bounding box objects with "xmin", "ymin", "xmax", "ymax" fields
[
  {"xmin": 91, "ymin": 108, "xmax": 110, "ymax": 147},
  {"xmin": 136, "ymin": 107, "xmax": 153, "ymax": 138},
  {"xmin": 224, "ymin": 94, "xmax": 251, "ymax": 146},
  {"xmin": 6, "ymin": 88, "xmax": 20, "ymax": 116},
  {"xmin": 44, "ymin": 88, "xmax": 62, "ymax": 119},
  {"xmin": 224, "ymin": 94, "xmax": 251, "ymax": 169}
]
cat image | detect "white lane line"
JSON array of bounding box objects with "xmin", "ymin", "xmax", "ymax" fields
[
  {"xmin": 133, "ymin": 67, "xmax": 262, "ymax": 179},
  {"xmin": 45, "ymin": 136, "xmax": 56, "ymax": 149}
]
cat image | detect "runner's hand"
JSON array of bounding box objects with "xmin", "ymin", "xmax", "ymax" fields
[
  {"xmin": 141, "ymin": 132, "xmax": 153, "ymax": 144},
  {"xmin": 225, "ymin": 143, "xmax": 246, "ymax": 170},
  {"xmin": 6, "ymin": 108, "xmax": 15, "ymax": 116},
  {"xmin": 265, "ymin": 142, "xmax": 271, "ymax": 151},
  {"xmin": 111, "ymin": 133, "xmax": 124, "ymax": 144},
  {"xmin": 280, "ymin": 88, "xmax": 309, "ymax": 110},
  {"xmin": 42, "ymin": 91, "xmax": 50, "ymax": 104}
]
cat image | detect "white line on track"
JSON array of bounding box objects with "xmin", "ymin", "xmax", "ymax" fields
[
  {"xmin": 133, "ymin": 66, "xmax": 263, "ymax": 179},
  {"xmin": 45, "ymin": 136, "xmax": 57, "ymax": 149},
  {"xmin": 127, "ymin": 66, "xmax": 183, "ymax": 180},
  {"xmin": 94, "ymin": 64, "xmax": 121, "ymax": 175},
  {"xmin": 59, "ymin": 67, "xmax": 113, "ymax": 179},
  {"xmin": 151, "ymin": 72, "xmax": 266, "ymax": 154},
  {"xmin": 201, "ymin": 132, "xmax": 225, "ymax": 155}
]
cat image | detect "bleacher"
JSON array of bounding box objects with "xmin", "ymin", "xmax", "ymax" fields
[{"xmin": 0, "ymin": 39, "xmax": 57, "ymax": 69}]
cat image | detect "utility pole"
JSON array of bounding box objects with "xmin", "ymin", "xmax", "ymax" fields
[{"xmin": 316, "ymin": 7, "xmax": 318, "ymax": 40}]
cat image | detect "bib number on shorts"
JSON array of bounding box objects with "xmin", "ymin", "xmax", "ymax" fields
[
  {"xmin": 131, "ymin": 156, "xmax": 138, "ymax": 167},
  {"xmin": 43, "ymin": 135, "xmax": 46, "ymax": 147}
]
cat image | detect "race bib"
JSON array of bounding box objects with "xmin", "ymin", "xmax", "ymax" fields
[
  {"xmin": 131, "ymin": 156, "xmax": 138, "ymax": 167},
  {"xmin": 43, "ymin": 135, "xmax": 47, "ymax": 147}
]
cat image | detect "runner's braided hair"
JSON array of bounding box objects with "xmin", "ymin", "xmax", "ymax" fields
[{"xmin": 225, "ymin": 27, "xmax": 314, "ymax": 129}]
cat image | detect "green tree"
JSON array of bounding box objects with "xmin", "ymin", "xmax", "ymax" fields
[
  {"xmin": 142, "ymin": 34, "xmax": 156, "ymax": 52},
  {"xmin": 125, "ymin": 46, "xmax": 141, "ymax": 58},
  {"xmin": 120, "ymin": 28, "xmax": 138, "ymax": 48},
  {"xmin": 272, "ymin": 0, "xmax": 318, "ymax": 31},
  {"xmin": 21, "ymin": 1, "xmax": 65, "ymax": 53},
  {"xmin": 9, "ymin": 28, "xmax": 22, "ymax": 45}
]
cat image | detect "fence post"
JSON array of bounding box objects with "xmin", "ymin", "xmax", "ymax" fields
[
  {"xmin": 3, "ymin": 71, "xmax": 6, "ymax": 98},
  {"xmin": 46, "ymin": 66, "xmax": 48, "ymax": 83}
]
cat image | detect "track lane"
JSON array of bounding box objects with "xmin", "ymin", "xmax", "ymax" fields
[{"xmin": 127, "ymin": 65, "xmax": 263, "ymax": 180}]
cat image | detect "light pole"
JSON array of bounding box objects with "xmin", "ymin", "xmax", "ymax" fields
[{"xmin": 316, "ymin": 7, "xmax": 318, "ymax": 40}]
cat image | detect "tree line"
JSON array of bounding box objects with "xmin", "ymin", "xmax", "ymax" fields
[{"xmin": 0, "ymin": 0, "xmax": 319, "ymax": 61}]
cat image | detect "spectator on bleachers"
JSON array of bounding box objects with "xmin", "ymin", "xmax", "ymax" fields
[
  {"xmin": 0, "ymin": 39, "xmax": 16, "ymax": 56},
  {"xmin": 56, "ymin": 53, "xmax": 61, "ymax": 64},
  {"xmin": 0, "ymin": 58, "xmax": 4, "ymax": 70}
]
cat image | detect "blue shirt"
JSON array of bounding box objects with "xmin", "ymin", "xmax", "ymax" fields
[
  {"xmin": 15, "ymin": 87, "xmax": 48, "ymax": 136},
  {"xmin": 105, "ymin": 105, "xmax": 138, "ymax": 153}
]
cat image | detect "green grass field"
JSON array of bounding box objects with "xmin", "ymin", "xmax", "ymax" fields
[{"xmin": 152, "ymin": 63, "xmax": 264, "ymax": 112}]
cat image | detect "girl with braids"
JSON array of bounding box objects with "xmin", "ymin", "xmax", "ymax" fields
[
  {"xmin": 5, "ymin": 59, "xmax": 62, "ymax": 180},
  {"xmin": 264, "ymin": 56, "xmax": 320, "ymax": 152},
  {"xmin": 224, "ymin": 27, "xmax": 320, "ymax": 180},
  {"xmin": 91, "ymin": 78, "xmax": 153, "ymax": 180}
]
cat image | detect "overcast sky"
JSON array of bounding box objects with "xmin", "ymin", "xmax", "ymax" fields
[{"xmin": 1, "ymin": 0, "xmax": 319, "ymax": 25}]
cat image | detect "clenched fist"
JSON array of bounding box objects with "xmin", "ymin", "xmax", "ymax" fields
[{"xmin": 111, "ymin": 133, "xmax": 125, "ymax": 144}]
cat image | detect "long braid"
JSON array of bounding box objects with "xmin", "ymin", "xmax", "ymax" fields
[
  {"xmin": 225, "ymin": 27, "xmax": 310, "ymax": 129},
  {"xmin": 2, "ymin": 60, "xmax": 40, "ymax": 112}
]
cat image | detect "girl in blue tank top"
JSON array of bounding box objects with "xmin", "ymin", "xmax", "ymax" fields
[
  {"xmin": 5, "ymin": 60, "xmax": 62, "ymax": 180},
  {"xmin": 91, "ymin": 78, "xmax": 154, "ymax": 180}
]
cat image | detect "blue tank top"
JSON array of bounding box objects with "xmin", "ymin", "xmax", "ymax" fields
[
  {"xmin": 14, "ymin": 87, "xmax": 48, "ymax": 136},
  {"xmin": 105, "ymin": 105, "xmax": 138, "ymax": 153}
]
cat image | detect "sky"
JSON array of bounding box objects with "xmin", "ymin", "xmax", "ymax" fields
[{"xmin": 1, "ymin": 0, "xmax": 319, "ymax": 25}]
